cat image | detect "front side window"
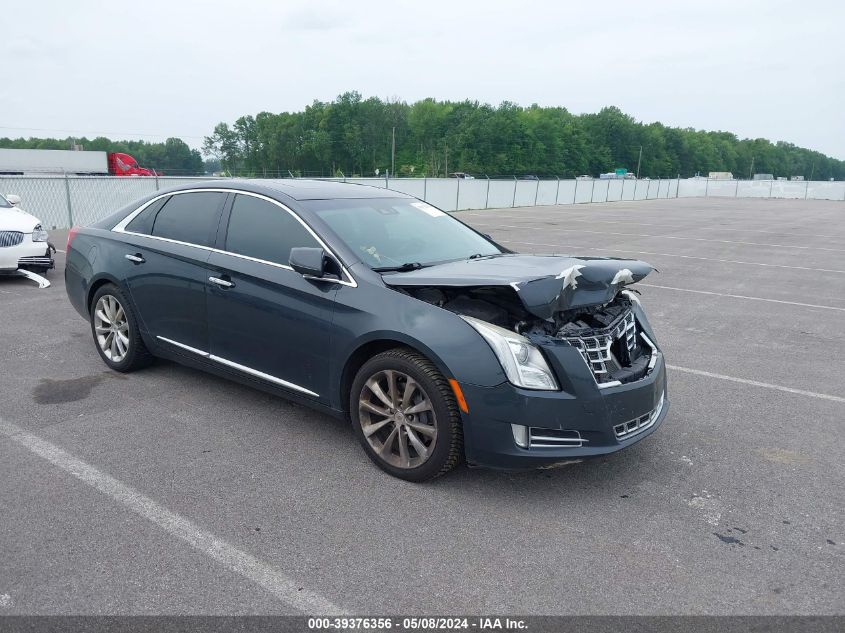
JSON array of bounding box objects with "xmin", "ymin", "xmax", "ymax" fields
[
  {"xmin": 0, "ymin": 194, "xmax": 11, "ymax": 209},
  {"xmin": 225, "ymin": 194, "xmax": 319, "ymax": 266},
  {"xmin": 304, "ymin": 198, "xmax": 502, "ymax": 269},
  {"xmin": 151, "ymin": 192, "xmax": 226, "ymax": 247}
]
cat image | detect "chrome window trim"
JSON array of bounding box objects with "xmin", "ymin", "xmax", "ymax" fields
[
  {"xmin": 112, "ymin": 188, "xmax": 357, "ymax": 288},
  {"xmin": 156, "ymin": 336, "xmax": 319, "ymax": 398}
]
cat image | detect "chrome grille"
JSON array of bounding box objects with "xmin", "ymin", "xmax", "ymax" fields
[
  {"xmin": 561, "ymin": 310, "xmax": 636, "ymax": 377},
  {"xmin": 0, "ymin": 231, "xmax": 24, "ymax": 248},
  {"xmin": 528, "ymin": 428, "xmax": 586, "ymax": 448},
  {"xmin": 614, "ymin": 391, "xmax": 665, "ymax": 440}
]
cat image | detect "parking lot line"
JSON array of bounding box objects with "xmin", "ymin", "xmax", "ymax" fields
[
  {"xmin": 639, "ymin": 284, "xmax": 845, "ymax": 312},
  {"xmin": 499, "ymin": 239, "xmax": 845, "ymax": 274},
  {"xmin": 667, "ymin": 365, "xmax": 845, "ymax": 403},
  {"xmin": 0, "ymin": 417, "xmax": 346, "ymax": 616},
  {"xmin": 470, "ymin": 223, "xmax": 845, "ymax": 253}
]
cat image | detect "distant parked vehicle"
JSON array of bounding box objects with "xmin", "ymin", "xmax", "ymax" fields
[
  {"xmin": 753, "ymin": 174, "xmax": 774, "ymax": 180},
  {"xmin": 449, "ymin": 172, "xmax": 474, "ymax": 179},
  {"xmin": 708, "ymin": 171, "xmax": 734, "ymax": 180},
  {"xmin": 0, "ymin": 193, "xmax": 54, "ymax": 275},
  {"xmin": 0, "ymin": 148, "xmax": 156, "ymax": 176},
  {"xmin": 576, "ymin": 175, "xmax": 593, "ymax": 180},
  {"xmin": 518, "ymin": 175, "xmax": 539, "ymax": 180}
]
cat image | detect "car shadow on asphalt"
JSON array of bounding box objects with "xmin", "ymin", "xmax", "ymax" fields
[{"xmin": 142, "ymin": 357, "xmax": 670, "ymax": 502}]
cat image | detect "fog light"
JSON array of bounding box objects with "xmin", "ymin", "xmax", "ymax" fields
[{"xmin": 511, "ymin": 424, "xmax": 528, "ymax": 448}]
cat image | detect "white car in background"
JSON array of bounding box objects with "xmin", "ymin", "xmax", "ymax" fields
[{"xmin": 0, "ymin": 193, "xmax": 55, "ymax": 279}]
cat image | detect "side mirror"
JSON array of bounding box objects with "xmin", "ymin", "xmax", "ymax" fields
[
  {"xmin": 5, "ymin": 194, "xmax": 21, "ymax": 206},
  {"xmin": 289, "ymin": 247, "xmax": 326, "ymax": 278}
]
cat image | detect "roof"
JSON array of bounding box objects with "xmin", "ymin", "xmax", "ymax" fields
[{"xmin": 193, "ymin": 178, "xmax": 411, "ymax": 201}]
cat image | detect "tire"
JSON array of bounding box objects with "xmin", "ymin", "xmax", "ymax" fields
[
  {"xmin": 89, "ymin": 283, "xmax": 153, "ymax": 372},
  {"xmin": 350, "ymin": 348, "xmax": 463, "ymax": 482}
]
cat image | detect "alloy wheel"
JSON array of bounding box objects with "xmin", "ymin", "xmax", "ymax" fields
[
  {"xmin": 358, "ymin": 369, "xmax": 438, "ymax": 469},
  {"xmin": 94, "ymin": 294, "xmax": 130, "ymax": 363}
]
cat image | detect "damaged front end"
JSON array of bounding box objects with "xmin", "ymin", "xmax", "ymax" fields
[
  {"xmin": 379, "ymin": 253, "xmax": 668, "ymax": 469},
  {"xmin": 383, "ymin": 254, "xmax": 658, "ymax": 389}
]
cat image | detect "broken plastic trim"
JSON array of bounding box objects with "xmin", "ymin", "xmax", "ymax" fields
[{"xmin": 15, "ymin": 269, "xmax": 50, "ymax": 289}]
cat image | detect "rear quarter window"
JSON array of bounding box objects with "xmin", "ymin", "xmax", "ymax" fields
[{"xmin": 125, "ymin": 197, "xmax": 168, "ymax": 235}]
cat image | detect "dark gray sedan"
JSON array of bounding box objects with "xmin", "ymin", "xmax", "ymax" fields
[{"xmin": 65, "ymin": 180, "xmax": 668, "ymax": 481}]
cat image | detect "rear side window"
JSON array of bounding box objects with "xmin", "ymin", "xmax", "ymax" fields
[
  {"xmin": 151, "ymin": 192, "xmax": 226, "ymax": 247},
  {"xmin": 225, "ymin": 194, "xmax": 319, "ymax": 266},
  {"xmin": 125, "ymin": 197, "xmax": 168, "ymax": 235}
]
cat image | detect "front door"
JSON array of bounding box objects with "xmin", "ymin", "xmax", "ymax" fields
[{"xmin": 206, "ymin": 193, "xmax": 338, "ymax": 401}]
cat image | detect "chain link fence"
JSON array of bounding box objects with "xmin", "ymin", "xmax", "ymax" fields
[
  {"xmin": 1, "ymin": 175, "xmax": 843, "ymax": 230},
  {"xmin": 0, "ymin": 175, "xmax": 217, "ymax": 228}
]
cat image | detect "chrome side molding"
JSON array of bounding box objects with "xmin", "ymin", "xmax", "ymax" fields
[{"xmin": 155, "ymin": 336, "xmax": 319, "ymax": 398}]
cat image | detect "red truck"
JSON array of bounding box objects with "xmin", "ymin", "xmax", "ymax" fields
[{"xmin": 0, "ymin": 148, "xmax": 157, "ymax": 176}]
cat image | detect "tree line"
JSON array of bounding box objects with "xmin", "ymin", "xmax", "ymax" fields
[
  {"xmin": 3, "ymin": 93, "xmax": 843, "ymax": 180},
  {"xmin": 0, "ymin": 136, "xmax": 204, "ymax": 175},
  {"xmin": 203, "ymin": 92, "xmax": 845, "ymax": 180}
]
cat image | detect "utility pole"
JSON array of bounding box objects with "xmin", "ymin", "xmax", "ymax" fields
[
  {"xmin": 444, "ymin": 141, "xmax": 448, "ymax": 177},
  {"xmin": 749, "ymin": 156, "xmax": 755, "ymax": 180},
  {"xmin": 391, "ymin": 126, "xmax": 396, "ymax": 178},
  {"xmin": 809, "ymin": 161, "xmax": 815, "ymax": 181},
  {"xmin": 636, "ymin": 146, "xmax": 643, "ymax": 179}
]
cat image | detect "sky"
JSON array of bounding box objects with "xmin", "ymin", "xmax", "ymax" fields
[{"xmin": 3, "ymin": 0, "xmax": 844, "ymax": 158}]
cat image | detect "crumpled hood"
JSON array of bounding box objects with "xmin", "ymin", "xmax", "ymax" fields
[
  {"xmin": 0, "ymin": 208, "xmax": 40, "ymax": 233},
  {"xmin": 382, "ymin": 254, "xmax": 653, "ymax": 319}
]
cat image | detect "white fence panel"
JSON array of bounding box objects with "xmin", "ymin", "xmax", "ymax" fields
[
  {"xmin": 536, "ymin": 180, "xmax": 559, "ymax": 205},
  {"xmin": 383, "ymin": 178, "xmax": 426, "ymax": 199},
  {"xmin": 557, "ymin": 179, "xmax": 577, "ymax": 204},
  {"xmin": 704, "ymin": 180, "xmax": 736, "ymax": 197},
  {"xmin": 737, "ymin": 180, "xmax": 770, "ymax": 198},
  {"xmin": 678, "ymin": 178, "xmax": 707, "ymax": 197},
  {"xmin": 487, "ymin": 180, "xmax": 516, "ymax": 208},
  {"xmin": 513, "ymin": 180, "xmax": 538, "ymax": 207},
  {"xmin": 2, "ymin": 174, "xmax": 841, "ymax": 230},
  {"xmin": 591, "ymin": 179, "xmax": 609, "ymax": 202},
  {"xmin": 606, "ymin": 180, "xmax": 624, "ymax": 201},
  {"xmin": 574, "ymin": 180, "xmax": 594, "ymax": 203},
  {"xmin": 806, "ymin": 181, "xmax": 845, "ymax": 200},
  {"xmin": 423, "ymin": 179, "xmax": 458, "ymax": 211},
  {"xmin": 770, "ymin": 181, "xmax": 806, "ymax": 199},
  {"xmin": 457, "ymin": 179, "xmax": 489, "ymax": 210}
]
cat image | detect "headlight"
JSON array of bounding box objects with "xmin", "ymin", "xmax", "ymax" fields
[
  {"xmin": 461, "ymin": 316, "xmax": 558, "ymax": 390},
  {"xmin": 32, "ymin": 225, "xmax": 49, "ymax": 242}
]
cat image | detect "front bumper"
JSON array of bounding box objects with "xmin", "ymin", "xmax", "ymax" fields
[
  {"xmin": 459, "ymin": 350, "xmax": 668, "ymax": 470},
  {"xmin": 0, "ymin": 237, "xmax": 54, "ymax": 272}
]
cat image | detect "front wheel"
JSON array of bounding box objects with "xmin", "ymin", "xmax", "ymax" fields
[
  {"xmin": 350, "ymin": 348, "xmax": 463, "ymax": 482},
  {"xmin": 89, "ymin": 283, "xmax": 153, "ymax": 372}
]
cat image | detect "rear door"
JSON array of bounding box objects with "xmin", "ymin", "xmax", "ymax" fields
[
  {"xmin": 206, "ymin": 193, "xmax": 339, "ymax": 402},
  {"xmin": 118, "ymin": 190, "xmax": 227, "ymax": 353}
]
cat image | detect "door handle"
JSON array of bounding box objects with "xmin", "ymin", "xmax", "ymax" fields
[
  {"xmin": 208, "ymin": 276, "xmax": 235, "ymax": 289},
  {"xmin": 125, "ymin": 253, "xmax": 145, "ymax": 264}
]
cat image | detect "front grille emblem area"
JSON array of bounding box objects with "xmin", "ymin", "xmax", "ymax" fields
[
  {"xmin": 561, "ymin": 310, "xmax": 636, "ymax": 378},
  {"xmin": 0, "ymin": 231, "xmax": 24, "ymax": 248}
]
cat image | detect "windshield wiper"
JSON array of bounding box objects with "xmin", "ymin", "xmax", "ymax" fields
[
  {"xmin": 468, "ymin": 253, "xmax": 505, "ymax": 260},
  {"xmin": 372, "ymin": 262, "xmax": 426, "ymax": 273}
]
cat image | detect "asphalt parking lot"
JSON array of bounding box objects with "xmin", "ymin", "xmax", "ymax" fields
[{"xmin": 0, "ymin": 196, "xmax": 842, "ymax": 615}]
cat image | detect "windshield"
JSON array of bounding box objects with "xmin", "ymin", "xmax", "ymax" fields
[
  {"xmin": 0, "ymin": 194, "xmax": 11, "ymax": 209},
  {"xmin": 306, "ymin": 198, "xmax": 503, "ymax": 269}
]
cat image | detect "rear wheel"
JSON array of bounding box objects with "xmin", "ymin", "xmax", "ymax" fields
[
  {"xmin": 89, "ymin": 284, "xmax": 153, "ymax": 372},
  {"xmin": 350, "ymin": 348, "xmax": 463, "ymax": 482}
]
